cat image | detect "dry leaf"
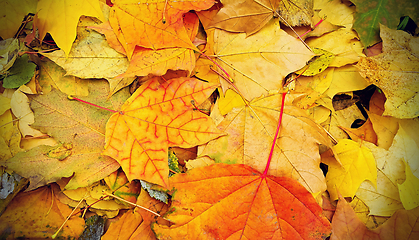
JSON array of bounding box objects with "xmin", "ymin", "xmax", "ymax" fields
[
  {"xmin": 34, "ymin": 0, "xmax": 105, "ymax": 56},
  {"xmin": 154, "ymin": 163, "xmax": 331, "ymax": 239},
  {"xmin": 203, "ymin": 20, "xmax": 314, "ymax": 101},
  {"xmin": 325, "ymin": 139, "xmax": 377, "ymax": 201},
  {"xmin": 0, "ymin": 184, "xmax": 85, "ymax": 239},
  {"xmin": 356, "ymin": 24, "xmax": 419, "ymax": 119},
  {"xmin": 103, "ymin": 77, "xmax": 222, "ymax": 188},
  {"xmin": 108, "ymin": 0, "xmax": 214, "ymax": 58},
  {"xmin": 200, "ymin": 91, "xmax": 331, "ymax": 193}
]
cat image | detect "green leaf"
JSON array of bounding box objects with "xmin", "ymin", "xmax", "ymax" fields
[
  {"xmin": 2, "ymin": 54, "xmax": 36, "ymax": 88},
  {"xmin": 351, "ymin": 0, "xmax": 419, "ymax": 47}
]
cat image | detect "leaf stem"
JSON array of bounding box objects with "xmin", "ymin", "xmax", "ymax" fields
[
  {"xmin": 262, "ymin": 91, "xmax": 287, "ymax": 177},
  {"xmin": 68, "ymin": 96, "xmax": 118, "ymax": 113},
  {"xmin": 299, "ymin": 19, "xmax": 324, "ymax": 38},
  {"xmin": 103, "ymin": 191, "xmax": 173, "ymax": 222},
  {"xmin": 199, "ymin": 51, "xmax": 234, "ymax": 82},
  {"xmin": 52, "ymin": 193, "xmax": 85, "ymax": 239}
]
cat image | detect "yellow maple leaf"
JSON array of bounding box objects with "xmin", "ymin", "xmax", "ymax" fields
[
  {"xmin": 326, "ymin": 139, "xmax": 377, "ymax": 200},
  {"xmin": 398, "ymin": 159, "xmax": 419, "ymax": 210},
  {"xmin": 34, "ymin": 0, "xmax": 105, "ymax": 56}
]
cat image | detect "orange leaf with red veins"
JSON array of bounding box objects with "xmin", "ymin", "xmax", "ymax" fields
[
  {"xmin": 103, "ymin": 77, "xmax": 222, "ymax": 188},
  {"xmin": 153, "ymin": 163, "xmax": 331, "ymax": 239},
  {"xmin": 109, "ymin": 0, "xmax": 215, "ymax": 59},
  {"xmin": 331, "ymin": 193, "xmax": 419, "ymax": 240}
]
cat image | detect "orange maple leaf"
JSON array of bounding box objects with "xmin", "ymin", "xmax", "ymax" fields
[
  {"xmin": 153, "ymin": 163, "xmax": 332, "ymax": 239},
  {"xmin": 103, "ymin": 77, "xmax": 222, "ymax": 188},
  {"xmin": 109, "ymin": 0, "xmax": 215, "ymax": 58}
]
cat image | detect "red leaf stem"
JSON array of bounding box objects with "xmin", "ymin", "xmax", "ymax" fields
[{"xmin": 262, "ymin": 91, "xmax": 287, "ymax": 177}]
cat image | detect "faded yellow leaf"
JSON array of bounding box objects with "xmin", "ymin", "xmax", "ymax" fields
[
  {"xmin": 10, "ymin": 86, "xmax": 44, "ymax": 137},
  {"xmin": 350, "ymin": 196, "xmax": 389, "ymax": 229},
  {"xmin": 185, "ymin": 156, "xmax": 215, "ymax": 170},
  {"xmin": 399, "ymin": 159, "xmax": 419, "ymax": 210},
  {"xmin": 0, "ymin": 110, "xmax": 14, "ymax": 160},
  {"xmin": 293, "ymin": 67, "xmax": 334, "ymax": 109},
  {"xmin": 35, "ymin": 0, "xmax": 105, "ymax": 56},
  {"xmin": 356, "ymin": 24, "xmax": 419, "ymax": 119},
  {"xmin": 306, "ymin": 28, "xmax": 365, "ymax": 67},
  {"xmin": 0, "ymin": 95, "xmax": 11, "ymax": 115},
  {"xmin": 368, "ymin": 112, "xmax": 399, "ymax": 150},
  {"xmin": 324, "ymin": 65, "xmax": 369, "ymax": 99},
  {"xmin": 277, "ymin": 0, "xmax": 313, "ymax": 27},
  {"xmin": 314, "ymin": 0, "xmax": 355, "ymax": 28},
  {"xmin": 61, "ymin": 181, "xmax": 129, "ymax": 218},
  {"xmin": 326, "ymin": 139, "xmax": 377, "ymax": 200},
  {"xmin": 38, "ymin": 58, "xmax": 89, "ymax": 96},
  {"xmin": 205, "ymin": 20, "xmax": 314, "ymax": 101},
  {"xmin": 321, "ymin": 104, "xmax": 365, "ymax": 141},
  {"xmin": 41, "ymin": 16, "xmax": 133, "ymax": 96},
  {"xmin": 0, "ymin": 0, "xmax": 37, "ymax": 39},
  {"xmin": 208, "ymin": 0, "xmax": 282, "ymax": 35},
  {"xmin": 355, "ymin": 125, "xmax": 419, "ymax": 216}
]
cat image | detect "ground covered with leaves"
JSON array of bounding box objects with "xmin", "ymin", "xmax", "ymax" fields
[{"xmin": 0, "ymin": 0, "xmax": 418, "ymax": 239}]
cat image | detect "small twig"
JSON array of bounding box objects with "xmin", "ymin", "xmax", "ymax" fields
[
  {"xmin": 103, "ymin": 191, "xmax": 173, "ymax": 222},
  {"xmin": 52, "ymin": 194, "xmax": 85, "ymax": 239},
  {"xmin": 277, "ymin": 14, "xmax": 313, "ymax": 52}
]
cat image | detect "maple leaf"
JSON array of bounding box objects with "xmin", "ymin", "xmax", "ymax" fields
[
  {"xmin": 208, "ymin": 0, "xmax": 282, "ymax": 35},
  {"xmin": 398, "ymin": 159, "xmax": 419, "ymax": 210},
  {"xmin": 305, "ymin": 28, "xmax": 365, "ymax": 67},
  {"xmin": 118, "ymin": 12, "xmax": 200, "ymax": 79},
  {"xmin": 323, "ymin": 65, "xmax": 369, "ymax": 100},
  {"xmin": 153, "ymin": 163, "xmax": 331, "ymax": 239},
  {"xmin": 356, "ymin": 24, "xmax": 419, "ymax": 119},
  {"xmin": 1, "ymin": 80, "xmax": 128, "ymax": 191},
  {"xmin": 58, "ymin": 180, "xmax": 132, "ymax": 218},
  {"xmin": 0, "ymin": 0, "xmax": 37, "ymax": 39},
  {"xmin": 103, "ymin": 77, "xmax": 222, "ymax": 188},
  {"xmin": 324, "ymin": 139, "xmax": 377, "ymax": 201},
  {"xmin": 339, "ymin": 118, "xmax": 378, "ymax": 144},
  {"xmin": 37, "ymin": 58, "xmax": 89, "ymax": 96},
  {"xmin": 109, "ymin": 0, "xmax": 214, "ymax": 58},
  {"xmin": 102, "ymin": 190, "xmax": 170, "ymax": 240},
  {"xmin": 10, "ymin": 86, "xmax": 44, "ymax": 138},
  {"xmin": 200, "ymin": 91, "xmax": 332, "ymax": 194},
  {"xmin": 41, "ymin": 16, "xmax": 134, "ymax": 97},
  {"xmin": 331, "ymin": 193, "xmax": 419, "ymax": 240},
  {"xmin": 34, "ymin": 0, "xmax": 105, "ymax": 56},
  {"xmin": 200, "ymin": 20, "xmax": 314, "ymax": 101},
  {"xmin": 354, "ymin": 125, "xmax": 419, "ymax": 217},
  {"xmin": 351, "ymin": 0, "xmax": 419, "ymax": 47},
  {"xmin": 0, "ymin": 184, "xmax": 85, "ymax": 238},
  {"xmin": 314, "ymin": 0, "xmax": 355, "ymax": 29}
]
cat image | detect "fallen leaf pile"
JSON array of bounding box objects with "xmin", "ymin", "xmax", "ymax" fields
[{"xmin": 0, "ymin": 0, "xmax": 418, "ymax": 239}]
